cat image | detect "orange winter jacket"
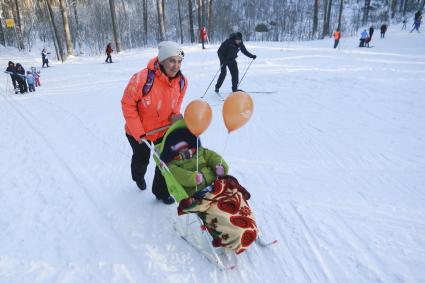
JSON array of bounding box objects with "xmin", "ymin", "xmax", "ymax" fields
[
  {"xmin": 333, "ymin": 31, "xmax": 341, "ymax": 40},
  {"xmin": 121, "ymin": 57, "xmax": 188, "ymax": 142}
]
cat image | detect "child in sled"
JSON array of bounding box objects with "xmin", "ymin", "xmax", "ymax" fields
[{"xmin": 160, "ymin": 124, "xmax": 258, "ymax": 254}]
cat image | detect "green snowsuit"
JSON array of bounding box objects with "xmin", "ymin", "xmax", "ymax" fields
[{"xmin": 167, "ymin": 147, "xmax": 229, "ymax": 196}]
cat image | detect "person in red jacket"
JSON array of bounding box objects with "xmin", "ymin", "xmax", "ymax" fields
[
  {"xmin": 200, "ymin": 26, "xmax": 207, "ymax": 49},
  {"xmin": 105, "ymin": 43, "xmax": 113, "ymax": 63},
  {"xmin": 121, "ymin": 41, "xmax": 187, "ymax": 205}
]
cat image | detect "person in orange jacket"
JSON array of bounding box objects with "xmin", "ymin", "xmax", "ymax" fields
[
  {"xmin": 333, "ymin": 28, "xmax": 341, "ymax": 49},
  {"xmin": 121, "ymin": 41, "xmax": 187, "ymax": 205}
]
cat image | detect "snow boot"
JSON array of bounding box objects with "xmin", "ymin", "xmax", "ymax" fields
[
  {"xmin": 157, "ymin": 195, "xmax": 175, "ymax": 205},
  {"xmin": 136, "ymin": 179, "xmax": 146, "ymax": 191}
]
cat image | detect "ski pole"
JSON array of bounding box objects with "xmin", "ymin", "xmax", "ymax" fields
[
  {"xmin": 201, "ymin": 64, "xmax": 223, "ymax": 99},
  {"xmin": 237, "ymin": 59, "xmax": 255, "ymax": 89}
]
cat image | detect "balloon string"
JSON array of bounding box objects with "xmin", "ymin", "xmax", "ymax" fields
[
  {"xmin": 195, "ymin": 136, "xmax": 199, "ymax": 192},
  {"xmin": 219, "ymin": 133, "xmax": 230, "ymax": 166}
]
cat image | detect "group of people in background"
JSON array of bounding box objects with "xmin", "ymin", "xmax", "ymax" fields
[
  {"xmin": 332, "ymin": 12, "xmax": 421, "ymax": 49},
  {"xmin": 4, "ymin": 61, "xmax": 41, "ymax": 94}
]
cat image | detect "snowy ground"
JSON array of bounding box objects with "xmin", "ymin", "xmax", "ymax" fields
[{"xmin": 1, "ymin": 26, "xmax": 425, "ymax": 283}]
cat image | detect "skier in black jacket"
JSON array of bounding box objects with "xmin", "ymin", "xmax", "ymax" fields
[
  {"xmin": 5, "ymin": 61, "xmax": 18, "ymax": 92},
  {"xmin": 215, "ymin": 32, "xmax": 256, "ymax": 93}
]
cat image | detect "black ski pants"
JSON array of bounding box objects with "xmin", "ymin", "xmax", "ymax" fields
[
  {"xmin": 215, "ymin": 59, "xmax": 239, "ymax": 92},
  {"xmin": 10, "ymin": 75, "xmax": 17, "ymax": 89},
  {"xmin": 126, "ymin": 134, "xmax": 169, "ymax": 200},
  {"xmin": 16, "ymin": 77, "xmax": 27, "ymax": 93},
  {"xmin": 106, "ymin": 54, "xmax": 112, "ymax": 63}
]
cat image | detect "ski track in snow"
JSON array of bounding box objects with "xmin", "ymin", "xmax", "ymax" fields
[{"xmin": 1, "ymin": 25, "xmax": 425, "ymax": 283}]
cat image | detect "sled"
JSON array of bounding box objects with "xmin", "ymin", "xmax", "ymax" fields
[{"xmin": 142, "ymin": 120, "xmax": 277, "ymax": 268}]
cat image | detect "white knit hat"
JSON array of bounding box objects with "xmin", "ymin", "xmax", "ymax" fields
[{"xmin": 158, "ymin": 41, "xmax": 184, "ymax": 62}]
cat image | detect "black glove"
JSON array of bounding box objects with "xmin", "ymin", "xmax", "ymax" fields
[{"xmin": 252, "ymin": 55, "xmax": 257, "ymax": 60}]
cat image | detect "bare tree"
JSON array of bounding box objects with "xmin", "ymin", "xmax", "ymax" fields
[
  {"xmin": 196, "ymin": 0, "xmax": 202, "ymax": 41},
  {"xmin": 337, "ymin": 0, "xmax": 343, "ymax": 30},
  {"xmin": 59, "ymin": 0, "xmax": 74, "ymax": 56},
  {"xmin": 391, "ymin": 0, "xmax": 398, "ymax": 18},
  {"xmin": 313, "ymin": 0, "xmax": 320, "ymax": 38},
  {"xmin": 208, "ymin": 0, "xmax": 213, "ymax": 40},
  {"xmin": 0, "ymin": 10, "xmax": 5, "ymax": 46},
  {"xmin": 108, "ymin": 0, "xmax": 122, "ymax": 52},
  {"xmin": 178, "ymin": 0, "xmax": 184, "ymax": 44},
  {"xmin": 143, "ymin": 0, "xmax": 148, "ymax": 46},
  {"xmin": 70, "ymin": 0, "xmax": 83, "ymax": 54},
  {"xmin": 45, "ymin": 0, "xmax": 64, "ymax": 61},
  {"xmin": 362, "ymin": 0, "xmax": 371, "ymax": 25},
  {"xmin": 156, "ymin": 0, "xmax": 165, "ymax": 41},
  {"xmin": 419, "ymin": 0, "xmax": 425, "ymax": 13},
  {"xmin": 12, "ymin": 0, "xmax": 24, "ymax": 50},
  {"xmin": 188, "ymin": 0, "xmax": 195, "ymax": 43},
  {"xmin": 322, "ymin": 0, "xmax": 332, "ymax": 38}
]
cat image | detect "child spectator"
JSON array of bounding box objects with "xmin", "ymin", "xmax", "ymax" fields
[
  {"xmin": 31, "ymin": 67, "xmax": 41, "ymax": 87},
  {"xmin": 26, "ymin": 71, "xmax": 35, "ymax": 92}
]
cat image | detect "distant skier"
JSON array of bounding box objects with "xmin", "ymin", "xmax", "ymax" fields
[
  {"xmin": 26, "ymin": 71, "xmax": 35, "ymax": 92},
  {"xmin": 359, "ymin": 29, "xmax": 368, "ymax": 47},
  {"xmin": 5, "ymin": 61, "xmax": 18, "ymax": 93},
  {"xmin": 402, "ymin": 17, "xmax": 407, "ymax": 30},
  {"xmin": 200, "ymin": 26, "xmax": 207, "ymax": 49},
  {"xmin": 105, "ymin": 43, "xmax": 113, "ymax": 63},
  {"xmin": 369, "ymin": 26, "xmax": 375, "ymax": 39},
  {"xmin": 215, "ymin": 32, "xmax": 257, "ymax": 94},
  {"xmin": 42, "ymin": 48, "xmax": 50, "ymax": 68},
  {"xmin": 380, "ymin": 24, "xmax": 387, "ymax": 38},
  {"xmin": 411, "ymin": 13, "xmax": 422, "ymax": 33},
  {"xmin": 333, "ymin": 28, "xmax": 341, "ymax": 48}
]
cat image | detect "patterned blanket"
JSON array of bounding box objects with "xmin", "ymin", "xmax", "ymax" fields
[{"xmin": 177, "ymin": 176, "xmax": 258, "ymax": 254}]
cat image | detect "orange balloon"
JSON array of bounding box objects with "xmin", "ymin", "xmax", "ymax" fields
[
  {"xmin": 184, "ymin": 99, "xmax": 212, "ymax": 136},
  {"xmin": 222, "ymin": 91, "xmax": 254, "ymax": 133}
]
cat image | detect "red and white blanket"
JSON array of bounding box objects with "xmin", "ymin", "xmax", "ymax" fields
[{"xmin": 177, "ymin": 176, "xmax": 258, "ymax": 254}]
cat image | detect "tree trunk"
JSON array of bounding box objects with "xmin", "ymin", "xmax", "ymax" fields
[
  {"xmin": 196, "ymin": 0, "xmax": 202, "ymax": 41},
  {"xmin": 0, "ymin": 13, "xmax": 5, "ymax": 46},
  {"xmin": 419, "ymin": 0, "xmax": 425, "ymax": 13},
  {"xmin": 13, "ymin": 0, "xmax": 24, "ymax": 50},
  {"xmin": 322, "ymin": 0, "xmax": 332, "ymax": 38},
  {"xmin": 143, "ymin": 0, "xmax": 148, "ymax": 46},
  {"xmin": 108, "ymin": 0, "xmax": 122, "ymax": 52},
  {"xmin": 162, "ymin": 0, "xmax": 165, "ymax": 25},
  {"xmin": 402, "ymin": 0, "xmax": 408, "ymax": 16},
  {"xmin": 45, "ymin": 0, "xmax": 64, "ymax": 62},
  {"xmin": 208, "ymin": 0, "xmax": 213, "ymax": 40},
  {"xmin": 156, "ymin": 0, "xmax": 165, "ymax": 41},
  {"xmin": 178, "ymin": 0, "xmax": 184, "ymax": 44},
  {"xmin": 391, "ymin": 0, "xmax": 398, "ymax": 18},
  {"xmin": 337, "ymin": 0, "xmax": 343, "ymax": 30},
  {"xmin": 313, "ymin": 0, "xmax": 320, "ymax": 38},
  {"xmin": 362, "ymin": 0, "xmax": 371, "ymax": 25},
  {"xmin": 72, "ymin": 1, "xmax": 83, "ymax": 54},
  {"xmin": 188, "ymin": 0, "xmax": 195, "ymax": 43},
  {"xmin": 59, "ymin": 0, "xmax": 74, "ymax": 56}
]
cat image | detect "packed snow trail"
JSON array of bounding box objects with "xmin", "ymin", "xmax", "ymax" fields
[{"xmin": 1, "ymin": 26, "xmax": 425, "ymax": 283}]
